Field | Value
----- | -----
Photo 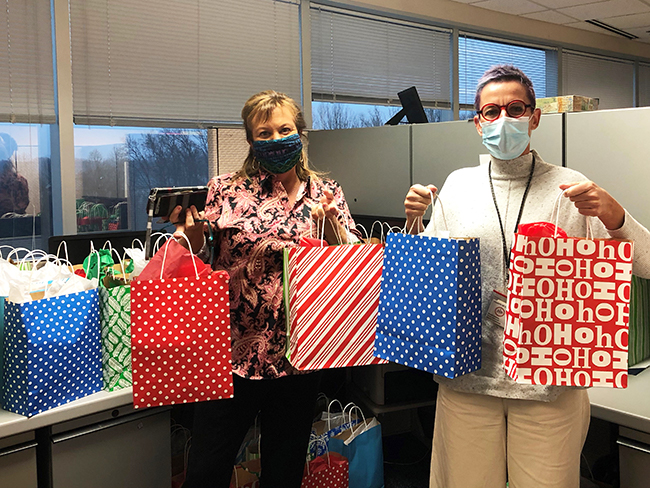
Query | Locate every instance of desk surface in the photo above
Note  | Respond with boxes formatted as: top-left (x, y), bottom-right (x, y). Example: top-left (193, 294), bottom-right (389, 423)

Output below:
top-left (588, 369), bottom-right (650, 434)
top-left (1, 372), bottom-right (650, 439)
top-left (0, 388), bottom-right (133, 439)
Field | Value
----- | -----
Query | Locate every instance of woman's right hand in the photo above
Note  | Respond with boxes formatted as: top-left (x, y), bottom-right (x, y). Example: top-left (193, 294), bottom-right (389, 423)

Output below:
top-left (404, 184), bottom-right (437, 234)
top-left (169, 205), bottom-right (207, 253)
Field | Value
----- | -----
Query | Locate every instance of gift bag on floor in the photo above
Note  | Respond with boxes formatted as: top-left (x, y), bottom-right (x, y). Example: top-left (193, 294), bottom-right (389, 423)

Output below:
top-left (329, 408), bottom-right (382, 488)
top-left (309, 400), bottom-right (361, 458)
top-left (1, 257), bottom-right (101, 416)
top-left (284, 242), bottom-right (386, 370)
top-left (375, 197), bottom-right (482, 377)
top-left (504, 196), bottom-right (633, 388)
top-left (230, 459), bottom-right (260, 488)
top-left (301, 451), bottom-right (349, 488)
top-left (131, 237), bottom-right (233, 408)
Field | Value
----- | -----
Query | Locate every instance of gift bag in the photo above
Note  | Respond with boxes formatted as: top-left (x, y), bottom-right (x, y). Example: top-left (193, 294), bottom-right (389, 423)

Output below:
top-left (284, 242), bottom-right (387, 370)
top-left (131, 237), bottom-right (233, 408)
top-left (309, 400), bottom-right (361, 458)
top-left (375, 219), bottom-right (482, 377)
top-left (99, 283), bottom-right (132, 391)
top-left (329, 408), bottom-right (383, 488)
top-left (629, 275), bottom-right (650, 366)
top-left (302, 451), bottom-right (349, 488)
top-left (1, 288), bottom-right (102, 416)
top-left (230, 459), bottom-right (260, 488)
top-left (503, 210), bottom-right (633, 388)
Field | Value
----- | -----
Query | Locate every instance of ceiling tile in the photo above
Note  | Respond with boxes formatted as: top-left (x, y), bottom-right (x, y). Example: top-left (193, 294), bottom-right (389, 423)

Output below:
top-left (563, 20), bottom-right (621, 35)
top-left (622, 25), bottom-right (650, 37)
top-left (558, 0), bottom-right (650, 21)
top-left (602, 11), bottom-right (650, 28)
top-left (523, 10), bottom-right (579, 23)
top-left (530, 0), bottom-right (607, 7)
top-left (470, 0), bottom-right (546, 15)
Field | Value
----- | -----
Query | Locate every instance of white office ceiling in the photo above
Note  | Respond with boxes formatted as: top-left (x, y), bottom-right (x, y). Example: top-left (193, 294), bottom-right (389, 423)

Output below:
top-left (449, 0), bottom-right (650, 43)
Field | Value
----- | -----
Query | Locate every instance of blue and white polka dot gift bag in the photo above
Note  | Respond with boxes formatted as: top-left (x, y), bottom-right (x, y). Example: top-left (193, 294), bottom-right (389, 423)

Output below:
top-left (0, 289), bottom-right (102, 417)
top-left (375, 233), bottom-right (482, 378)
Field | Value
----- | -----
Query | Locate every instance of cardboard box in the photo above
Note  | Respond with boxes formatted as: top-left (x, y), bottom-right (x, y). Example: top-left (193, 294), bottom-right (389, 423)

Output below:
top-left (536, 95), bottom-right (599, 114)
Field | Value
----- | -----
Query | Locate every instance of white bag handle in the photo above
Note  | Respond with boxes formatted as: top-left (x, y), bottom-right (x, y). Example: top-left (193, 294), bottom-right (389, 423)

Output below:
top-left (160, 232), bottom-right (200, 280)
top-left (551, 189), bottom-right (593, 239)
top-left (417, 188), bottom-right (449, 238)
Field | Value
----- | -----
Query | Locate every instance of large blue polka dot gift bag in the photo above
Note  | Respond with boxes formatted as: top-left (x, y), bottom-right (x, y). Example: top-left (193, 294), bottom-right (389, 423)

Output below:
top-left (375, 199), bottom-right (482, 378)
top-left (1, 287), bottom-right (102, 417)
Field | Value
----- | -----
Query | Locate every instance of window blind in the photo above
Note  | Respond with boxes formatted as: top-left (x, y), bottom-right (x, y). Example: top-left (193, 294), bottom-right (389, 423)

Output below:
top-left (561, 51), bottom-right (634, 110)
top-left (458, 35), bottom-right (553, 107)
top-left (69, 0), bottom-right (302, 127)
top-left (310, 5), bottom-right (451, 107)
top-left (639, 63), bottom-right (650, 107)
top-left (0, 0), bottom-right (55, 124)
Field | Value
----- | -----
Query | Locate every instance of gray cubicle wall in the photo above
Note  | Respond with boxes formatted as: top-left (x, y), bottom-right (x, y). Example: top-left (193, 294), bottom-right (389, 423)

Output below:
top-left (308, 125), bottom-right (410, 219)
top-left (411, 113), bottom-right (563, 191)
top-left (566, 107), bottom-right (650, 228)
top-left (532, 113), bottom-right (564, 165)
top-left (412, 120), bottom-right (486, 188)
top-left (309, 114), bottom-right (564, 219)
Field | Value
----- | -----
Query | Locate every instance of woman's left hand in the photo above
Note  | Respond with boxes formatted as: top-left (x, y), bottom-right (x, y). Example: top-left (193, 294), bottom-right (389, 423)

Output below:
top-left (311, 189), bottom-right (348, 245)
top-left (559, 181), bottom-right (625, 230)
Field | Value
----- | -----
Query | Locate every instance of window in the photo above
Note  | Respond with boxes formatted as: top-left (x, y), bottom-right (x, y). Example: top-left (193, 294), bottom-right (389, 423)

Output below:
top-left (459, 35), bottom-right (556, 110)
top-left (0, 0), bottom-right (54, 248)
top-left (310, 5), bottom-right (451, 129)
top-left (69, 0), bottom-right (302, 126)
top-left (0, 124), bottom-right (51, 248)
top-left (74, 127), bottom-right (208, 233)
top-left (561, 51), bottom-right (634, 110)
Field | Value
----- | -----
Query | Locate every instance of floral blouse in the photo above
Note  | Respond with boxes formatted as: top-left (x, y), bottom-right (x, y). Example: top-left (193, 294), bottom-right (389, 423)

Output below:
top-left (203, 169), bottom-right (358, 379)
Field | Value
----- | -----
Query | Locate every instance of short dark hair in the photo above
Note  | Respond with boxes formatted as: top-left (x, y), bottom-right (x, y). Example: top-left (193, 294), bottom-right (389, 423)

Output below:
top-left (474, 65), bottom-right (536, 111)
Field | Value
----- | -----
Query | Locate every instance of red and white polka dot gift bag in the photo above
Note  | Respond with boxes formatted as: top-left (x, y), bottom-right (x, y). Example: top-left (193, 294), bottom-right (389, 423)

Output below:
top-left (301, 451), bottom-right (349, 488)
top-left (131, 239), bottom-right (233, 409)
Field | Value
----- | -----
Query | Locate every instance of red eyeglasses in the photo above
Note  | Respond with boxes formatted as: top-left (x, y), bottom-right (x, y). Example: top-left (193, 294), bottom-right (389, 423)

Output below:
top-left (477, 100), bottom-right (532, 122)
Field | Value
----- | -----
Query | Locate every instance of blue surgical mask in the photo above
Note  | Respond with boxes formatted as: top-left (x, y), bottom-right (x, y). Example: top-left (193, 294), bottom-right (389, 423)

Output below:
top-left (252, 133), bottom-right (303, 174)
top-left (480, 116), bottom-right (531, 160)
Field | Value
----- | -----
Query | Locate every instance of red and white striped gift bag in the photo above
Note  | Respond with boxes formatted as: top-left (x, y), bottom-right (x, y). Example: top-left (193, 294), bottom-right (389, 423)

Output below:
top-left (284, 243), bottom-right (387, 370)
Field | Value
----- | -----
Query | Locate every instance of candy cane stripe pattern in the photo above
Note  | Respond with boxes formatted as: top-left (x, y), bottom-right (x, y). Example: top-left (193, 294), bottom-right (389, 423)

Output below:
top-left (287, 244), bottom-right (387, 370)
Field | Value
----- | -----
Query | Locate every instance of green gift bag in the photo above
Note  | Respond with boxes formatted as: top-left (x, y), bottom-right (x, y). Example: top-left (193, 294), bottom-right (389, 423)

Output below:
top-left (99, 283), bottom-right (132, 391)
top-left (629, 275), bottom-right (650, 366)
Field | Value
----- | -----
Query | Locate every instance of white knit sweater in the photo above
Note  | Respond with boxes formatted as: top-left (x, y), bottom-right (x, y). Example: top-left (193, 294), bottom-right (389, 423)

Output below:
top-left (432, 149), bottom-right (650, 401)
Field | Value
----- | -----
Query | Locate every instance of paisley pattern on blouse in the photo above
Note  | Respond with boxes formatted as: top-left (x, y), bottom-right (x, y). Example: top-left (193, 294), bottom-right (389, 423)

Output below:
top-left (204, 170), bottom-right (358, 379)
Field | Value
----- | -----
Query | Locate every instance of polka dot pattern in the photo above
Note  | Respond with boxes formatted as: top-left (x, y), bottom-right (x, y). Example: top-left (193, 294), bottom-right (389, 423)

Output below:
top-left (130, 271), bottom-right (233, 409)
top-left (301, 452), bottom-right (349, 488)
top-left (375, 233), bottom-right (482, 378)
top-left (1, 290), bottom-right (102, 417)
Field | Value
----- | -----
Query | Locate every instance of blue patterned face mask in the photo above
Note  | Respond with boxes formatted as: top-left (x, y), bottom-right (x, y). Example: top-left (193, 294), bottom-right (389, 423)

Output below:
top-left (252, 133), bottom-right (303, 174)
top-left (480, 116), bottom-right (531, 160)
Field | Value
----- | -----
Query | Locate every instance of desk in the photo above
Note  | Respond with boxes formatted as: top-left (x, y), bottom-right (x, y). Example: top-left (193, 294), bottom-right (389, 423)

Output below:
top-left (0, 388), bottom-right (171, 488)
top-left (0, 388), bottom-right (133, 439)
top-left (588, 369), bottom-right (650, 434)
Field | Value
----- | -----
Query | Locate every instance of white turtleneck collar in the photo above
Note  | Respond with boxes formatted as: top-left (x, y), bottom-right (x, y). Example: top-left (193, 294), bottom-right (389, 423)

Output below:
top-left (489, 149), bottom-right (539, 180)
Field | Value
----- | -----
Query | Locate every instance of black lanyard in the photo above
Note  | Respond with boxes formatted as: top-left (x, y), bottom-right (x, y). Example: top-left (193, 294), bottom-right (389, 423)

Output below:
top-left (488, 154), bottom-right (536, 285)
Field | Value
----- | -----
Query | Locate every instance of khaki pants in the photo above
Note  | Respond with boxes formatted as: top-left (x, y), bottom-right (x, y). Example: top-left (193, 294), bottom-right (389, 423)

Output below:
top-left (430, 384), bottom-right (590, 488)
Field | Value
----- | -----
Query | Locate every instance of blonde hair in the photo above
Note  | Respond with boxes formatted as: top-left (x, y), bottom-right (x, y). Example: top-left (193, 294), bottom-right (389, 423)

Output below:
top-left (235, 90), bottom-right (322, 181)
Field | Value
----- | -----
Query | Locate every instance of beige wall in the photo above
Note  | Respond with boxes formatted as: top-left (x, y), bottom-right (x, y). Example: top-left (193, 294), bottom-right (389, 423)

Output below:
top-left (325, 0), bottom-right (650, 60)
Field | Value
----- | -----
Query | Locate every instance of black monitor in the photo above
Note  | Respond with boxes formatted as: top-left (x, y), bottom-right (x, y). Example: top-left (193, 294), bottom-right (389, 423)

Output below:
top-left (385, 86), bottom-right (428, 125)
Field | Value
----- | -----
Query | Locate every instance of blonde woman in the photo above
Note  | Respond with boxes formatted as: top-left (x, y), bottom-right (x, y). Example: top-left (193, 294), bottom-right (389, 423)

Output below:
top-left (174, 90), bottom-right (359, 488)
